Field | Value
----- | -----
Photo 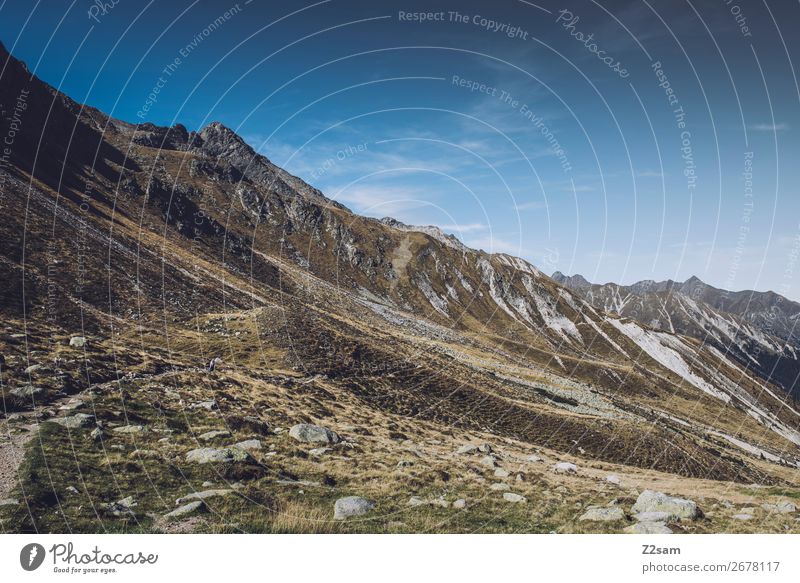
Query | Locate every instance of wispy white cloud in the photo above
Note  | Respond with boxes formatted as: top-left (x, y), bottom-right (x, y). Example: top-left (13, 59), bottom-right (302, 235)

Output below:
top-left (748, 123), bottom-right (789, 132)
top-left (328, 184), bottom-right (433, 218)
top-left (436, 222), bottom-right (487, 233)
top-left (463, 233), bottom-right (522, 255)
top-left (636, 169), bottom-right (665, 178)
top-left (563, 184), bottom-right (594, 193)
top-left (513, 200), bottom-right (547, 211)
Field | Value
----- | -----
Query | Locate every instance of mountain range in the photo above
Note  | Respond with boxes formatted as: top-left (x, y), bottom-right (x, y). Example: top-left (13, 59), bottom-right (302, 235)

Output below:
top-left (551, 272), bottom-right (800, 399)
top-left (1, 40), bottom-right (799, 534)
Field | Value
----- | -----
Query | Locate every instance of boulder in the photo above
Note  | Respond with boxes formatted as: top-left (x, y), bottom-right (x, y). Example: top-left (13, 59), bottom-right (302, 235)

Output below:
top-left (631, 490), bottom-right (699, 520)
top-left (106, 496), bottom-right (137, 516)
top-left (69, 336), bottom-right (87, 348)
top-left (453, 499), bottom-right (467, 509)
top-left (185, 447), bottom-right (252, 464)
top-left (199, 430), bottom-right (231, 441)
top-left (634, 511), bottom-right (677, 523)
top-left (49, 413), bottom-right (95, 429)
top-left (333, 496), bottom-right (375, 520)
top-left (579, 507), bottom-right (626, 522)
top-left (10, 385), bottom-right (42, 398)
top-left (761, 501), bottom-right (796, 514)
top-left (553, 462), bottom-right (577, 474)
top-left (503, 492), bottom-right (526, 503)
top-left (624, 521), bottom-right (672, 534)
top-left (289, 423), bottom-right (340, 444)
top-left (480, 455), bottom-right (497, 468)
top-left (165, 500), bottom-right (206, 519)
top-left (176, 489), bottom-right (233, 505)
top-left (112, 425), bottom-right (145, 434)
top-left (233, 439), bottom-right (262, 451)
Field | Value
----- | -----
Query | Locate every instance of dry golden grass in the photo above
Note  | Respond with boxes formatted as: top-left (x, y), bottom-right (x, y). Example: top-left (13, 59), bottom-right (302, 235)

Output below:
top-left (269, 501), bottom-right (342, 534)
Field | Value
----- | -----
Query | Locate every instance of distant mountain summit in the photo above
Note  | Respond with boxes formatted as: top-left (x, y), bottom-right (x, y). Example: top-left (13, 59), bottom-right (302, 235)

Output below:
top-left (552, 272), bottom-right (800, 397)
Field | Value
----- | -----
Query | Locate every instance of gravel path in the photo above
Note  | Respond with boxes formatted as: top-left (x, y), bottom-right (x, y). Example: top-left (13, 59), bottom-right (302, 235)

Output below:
top-left (0, 418), bottom-right (36, 501)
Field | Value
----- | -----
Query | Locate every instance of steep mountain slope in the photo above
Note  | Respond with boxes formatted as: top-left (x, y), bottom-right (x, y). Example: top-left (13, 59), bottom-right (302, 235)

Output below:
top-left (1, 41), bottom-right (799, 533)
top-left (552, 272), bottom-right (800, 398)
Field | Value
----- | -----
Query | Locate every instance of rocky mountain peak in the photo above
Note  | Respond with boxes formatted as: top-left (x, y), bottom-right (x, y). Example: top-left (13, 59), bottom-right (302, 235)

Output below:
top-left (196, 121), bottom-right (250, 156)
top-left (551, 271), bottom-right (591, 289)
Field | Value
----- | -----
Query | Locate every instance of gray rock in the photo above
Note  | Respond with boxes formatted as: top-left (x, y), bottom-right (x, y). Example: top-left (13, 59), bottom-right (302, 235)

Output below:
top-left (116, 496), bottom-right (137, 509)
top-left (455, 444), bottom-right (479, 455)
top-left (761, 501), bottom-right (797, 514)
top-left (624, 521), bottom-right (672, 534)
top-left (308, 447), bottom-right (332, 457)
top-left (489, 482), bottom-right (510, 491)
top-left (233, 439), bottom-right (262, 451)
top-left (453, 499), bottom-right (466, 509)
top-left (579, 507), bottom-right (626, 522)
top-left (407, 496), bottom-right (425, 507)
top-left (176, 489), bottom-right (233, 505)
top-left (69, 336), bottom-right (87, 348)
top-left (24, 364), bottom-right (45, 374)
top-left (0, 498), bottom-right (19, 507)
top-left (49, 413), bottom-right (95, 429)
top-left (112, 424), bottom-right (145, 434)
top-left (634, 511), bottom-right (677, 522)
top-left (185, 447), bottom-right (252, 464)
top-left (526, 454), bottom-right (543, 463)
top-left (632, 490), bottom-right (699, 520)
top-left (494, 468), bottom-right (510, 478)
top-left (733, 513), bottom-right (753, 521)
top-left (59, 400), bottom-right (84, 411)
top-left (480, 455), bottom-right (497, 468)
top-left (553, 462), bottom-right (577, 474)
top-left (503, 492), bottom-right (527, 503)
top-left (333, 496), bottom-right (375, 520)
top-left (106, 496), bottom-right (137, 516)
top-left (10, 385), bottom-right (42, 398)
top-left (606, 475), bottom-right (621, 485)
top-left (90, 427), bottom-right (104, 441)
top-left (199, 430), bottom-right (231, 441)
top-left (289, 423), bottom-right (341, 444)
top-left (165, 500), bottom-right (206, 519)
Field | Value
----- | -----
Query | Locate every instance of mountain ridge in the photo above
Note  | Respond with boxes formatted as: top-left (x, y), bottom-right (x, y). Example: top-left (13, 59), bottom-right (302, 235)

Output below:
top-left (552, 271), bottom-right (800, 397)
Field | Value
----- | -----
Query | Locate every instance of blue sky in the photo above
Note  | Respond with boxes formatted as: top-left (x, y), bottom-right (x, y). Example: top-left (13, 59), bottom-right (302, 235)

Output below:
top-left (2, 0), bottom-right (800, 299)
